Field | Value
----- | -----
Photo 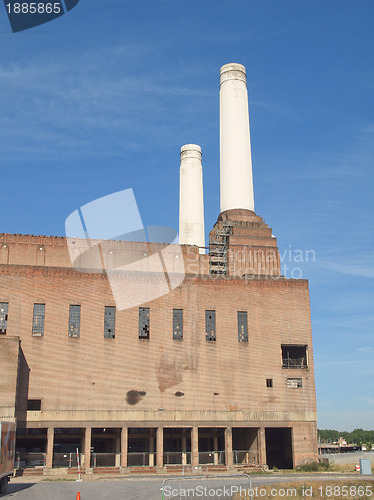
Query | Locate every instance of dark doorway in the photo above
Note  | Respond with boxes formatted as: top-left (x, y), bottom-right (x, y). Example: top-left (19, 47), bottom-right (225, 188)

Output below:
top-left (127, 428), bottom-right (156, 467)
top-left (198, 428), bottom-right (225, 465)
top-left (265, 428), bottom-right (293, 469)
top-left (52, 428), bottom-right (82, 468)
top-left (164, 428), bottom-right (191, 465)
top-left (232, 428), bottom-right (258, 465)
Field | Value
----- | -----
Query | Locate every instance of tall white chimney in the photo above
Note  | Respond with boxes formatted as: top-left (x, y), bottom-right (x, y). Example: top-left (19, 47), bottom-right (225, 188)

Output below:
top-left (179, 144), bottom-right (205, 252)
top-left (220, 63), bottom-right (255, 213)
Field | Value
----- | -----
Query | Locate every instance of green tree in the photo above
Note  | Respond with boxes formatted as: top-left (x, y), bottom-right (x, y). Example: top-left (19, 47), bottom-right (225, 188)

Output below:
top-left (318, 428), bottom-right (374, 445)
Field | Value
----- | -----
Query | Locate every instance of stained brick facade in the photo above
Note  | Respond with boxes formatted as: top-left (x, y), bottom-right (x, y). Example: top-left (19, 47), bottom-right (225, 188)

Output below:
top-left (0, 209), bottom-right (318, 472)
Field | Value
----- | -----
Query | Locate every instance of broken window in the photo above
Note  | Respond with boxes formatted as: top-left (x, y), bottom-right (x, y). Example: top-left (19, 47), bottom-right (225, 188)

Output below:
top-left (32, 303), bottom-right (45, 337)
top-left (0, 302), bottom-right (8, 334)
top-left (282, 345), bottom-right (308, 369)
top-left (173, 309), bottom-right (183, 340)
top-left (27, 399), bottom-right (42, 411)
top-left (237, 311), bottom-right (248, 342)
top-left (104, 306), bottom-right (116, 339)
top-left (68, 305), bottom-right (81, 338)
top-left (287, 378), bottom-right (303, 388)
top-left (139, 307), bottom-right (150, 340)
top-left (205, 310), bottom-right (216, 341)
top-left (266, 379), bottom-right (273, 388)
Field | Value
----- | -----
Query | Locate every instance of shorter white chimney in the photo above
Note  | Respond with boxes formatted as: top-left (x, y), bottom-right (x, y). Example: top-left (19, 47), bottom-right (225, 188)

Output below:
top-left (179, 144), bottom-right (205, 252)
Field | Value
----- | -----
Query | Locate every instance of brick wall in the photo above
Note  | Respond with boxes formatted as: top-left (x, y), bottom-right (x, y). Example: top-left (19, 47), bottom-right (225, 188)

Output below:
top-left (0, 336), bottom-right (20, 420)
top-left (0, 233), bottom-right (209, 275)
top-left (0, 230), bottom-right (318, 465)
top-left (0, 266), bottom-right (316, 418)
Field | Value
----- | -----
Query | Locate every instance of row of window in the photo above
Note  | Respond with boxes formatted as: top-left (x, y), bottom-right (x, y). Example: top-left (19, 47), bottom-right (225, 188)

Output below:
top-left (0, 301), bottom-right (309, 368)
top-left (141, 308), bottom-right (251, 343)
top-left (0, 302), bottom-right (248, 343)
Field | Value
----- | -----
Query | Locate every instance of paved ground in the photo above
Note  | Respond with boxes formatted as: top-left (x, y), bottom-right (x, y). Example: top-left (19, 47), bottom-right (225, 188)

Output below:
top-left (3, 473), bottom-right (373, 499)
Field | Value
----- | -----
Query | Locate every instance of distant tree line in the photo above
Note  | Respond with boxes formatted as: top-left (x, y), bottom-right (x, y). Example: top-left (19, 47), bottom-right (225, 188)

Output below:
top-left (318, 428), bottom-right (374, 446)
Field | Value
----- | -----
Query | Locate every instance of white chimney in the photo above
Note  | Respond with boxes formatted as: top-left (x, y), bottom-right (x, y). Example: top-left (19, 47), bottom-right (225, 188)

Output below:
top-left (220, 63), bottom-right (255, 213)
top-left (179, 144), bottom-right (205, 252)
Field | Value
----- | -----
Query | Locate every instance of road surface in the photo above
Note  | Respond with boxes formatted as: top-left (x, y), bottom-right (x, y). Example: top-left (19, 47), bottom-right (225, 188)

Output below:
top-left (3, 473), bottom-right (373, 499)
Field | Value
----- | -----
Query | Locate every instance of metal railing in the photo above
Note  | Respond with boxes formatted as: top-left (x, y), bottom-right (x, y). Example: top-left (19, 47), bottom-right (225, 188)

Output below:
top-left (282, 357), bottom-right (308, 369)
top-left (233, 450), bottom-right (258, 465)
top-left (15, 452), bottom-right (46, 469)
top-left (127, 452), bottom-right (155, 467)
top-left (52, 452), bottom-right (82, 468)
top-left (90, 453), bottom-right (117, 468)
top-left (198, 450), bottom-right (225, 465)
top-left (164, 451), bottom-right (191, 465)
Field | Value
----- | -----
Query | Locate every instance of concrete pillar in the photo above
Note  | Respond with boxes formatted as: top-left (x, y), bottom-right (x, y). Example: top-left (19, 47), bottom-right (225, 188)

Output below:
top-left (81, 429), bottom-right (86, 466)
top-left (191, 426), bottom-right (199, 467)
top-left (258, 427), bottom-right (267, 465)
top-left (149, 430), bottom-right (155, 467)
top-left (120, 427), bottom-right (128, 468)
top-left (179, 144), bottom-right (205, 252)
top-left (225, 426), bottom-right (233, 467)
top-left (213, 431), bottom-right (219, 465)
top-left (182, 428), bottom-right (187, 465)
top-left (46, 427), bottom-right (54, 468)
top-left (84, 427), bottom-right (91, 470)
top-left (115, 431), bottom-right (121, 467)
top-left (156, 427), bottom-right (163, 468)
top-left (220, 63), bottom-right (254, 213)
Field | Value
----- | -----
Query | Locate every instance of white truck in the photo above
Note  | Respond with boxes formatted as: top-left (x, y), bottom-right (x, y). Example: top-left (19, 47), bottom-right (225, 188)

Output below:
top-left (0, 422), bottom-right (16, 494)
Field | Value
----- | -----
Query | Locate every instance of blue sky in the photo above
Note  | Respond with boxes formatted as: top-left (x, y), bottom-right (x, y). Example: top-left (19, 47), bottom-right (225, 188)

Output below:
top-left (1, 0), bottom-right (373, 431)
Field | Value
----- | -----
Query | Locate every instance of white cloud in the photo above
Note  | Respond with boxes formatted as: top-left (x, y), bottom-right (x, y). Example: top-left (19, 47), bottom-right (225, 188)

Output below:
top-left (0, 47), bottom-right (215, 161)
top-left (361, 397), bottom-right (374, 406)
top-left (318, 259), bottom-right (374, 279)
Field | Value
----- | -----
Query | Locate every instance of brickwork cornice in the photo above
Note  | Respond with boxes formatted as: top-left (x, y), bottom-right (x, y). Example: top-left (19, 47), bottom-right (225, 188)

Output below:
top-left (188, 274), bottom-right (309, 288)
top-left (0, 264), bottom-right (308, 288)
top-left (0, 264), bottom-right (107, 279)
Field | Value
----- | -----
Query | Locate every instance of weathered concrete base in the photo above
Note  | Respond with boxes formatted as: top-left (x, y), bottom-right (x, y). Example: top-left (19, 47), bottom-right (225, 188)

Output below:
top-left (43, 467), bottom-right (68, 476)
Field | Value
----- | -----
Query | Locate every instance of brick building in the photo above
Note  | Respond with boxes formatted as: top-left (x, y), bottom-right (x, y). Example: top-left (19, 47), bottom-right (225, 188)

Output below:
top-left (0, 63), bottom-right (318, 473)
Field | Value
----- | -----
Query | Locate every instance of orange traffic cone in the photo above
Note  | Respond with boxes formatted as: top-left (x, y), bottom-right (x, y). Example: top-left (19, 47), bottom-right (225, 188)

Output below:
top-left (76, 493), bottom-right (81, 500)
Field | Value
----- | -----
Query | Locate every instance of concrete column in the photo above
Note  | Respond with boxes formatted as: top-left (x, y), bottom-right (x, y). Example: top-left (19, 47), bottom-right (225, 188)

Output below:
top-left (149, 431), bottom-right (155, 467)
top-left (84, 427), bottom-right (92, 470)
top-left (213, 431), bottom-right (219, 465)
top-left (115, 431), bottom-right (121, 467)
top-left (179, 144), bottom-right (205, 252)
top-left (258, 427), bottom-right (267, 465)
top-left (81, 429), bottom-right (86, 466)
top-left (156, 427), bottom-right (163, 468)
top-left (46, 427), bottom-right (54, 468)
top-left (191, 426), bottom-right (199, 467)
top-left (182, 428), bottom-right (187, 465)
top-left (225, 426), bottom-right (233, 467)
top-left (220, 63), bottom-right (254, 213)
top-left (120, 427), bottom-right (128, 468)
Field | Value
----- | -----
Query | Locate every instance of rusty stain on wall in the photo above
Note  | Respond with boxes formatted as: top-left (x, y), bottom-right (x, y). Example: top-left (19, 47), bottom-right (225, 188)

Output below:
top-left (157, 354), bottom-right (183, 392)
